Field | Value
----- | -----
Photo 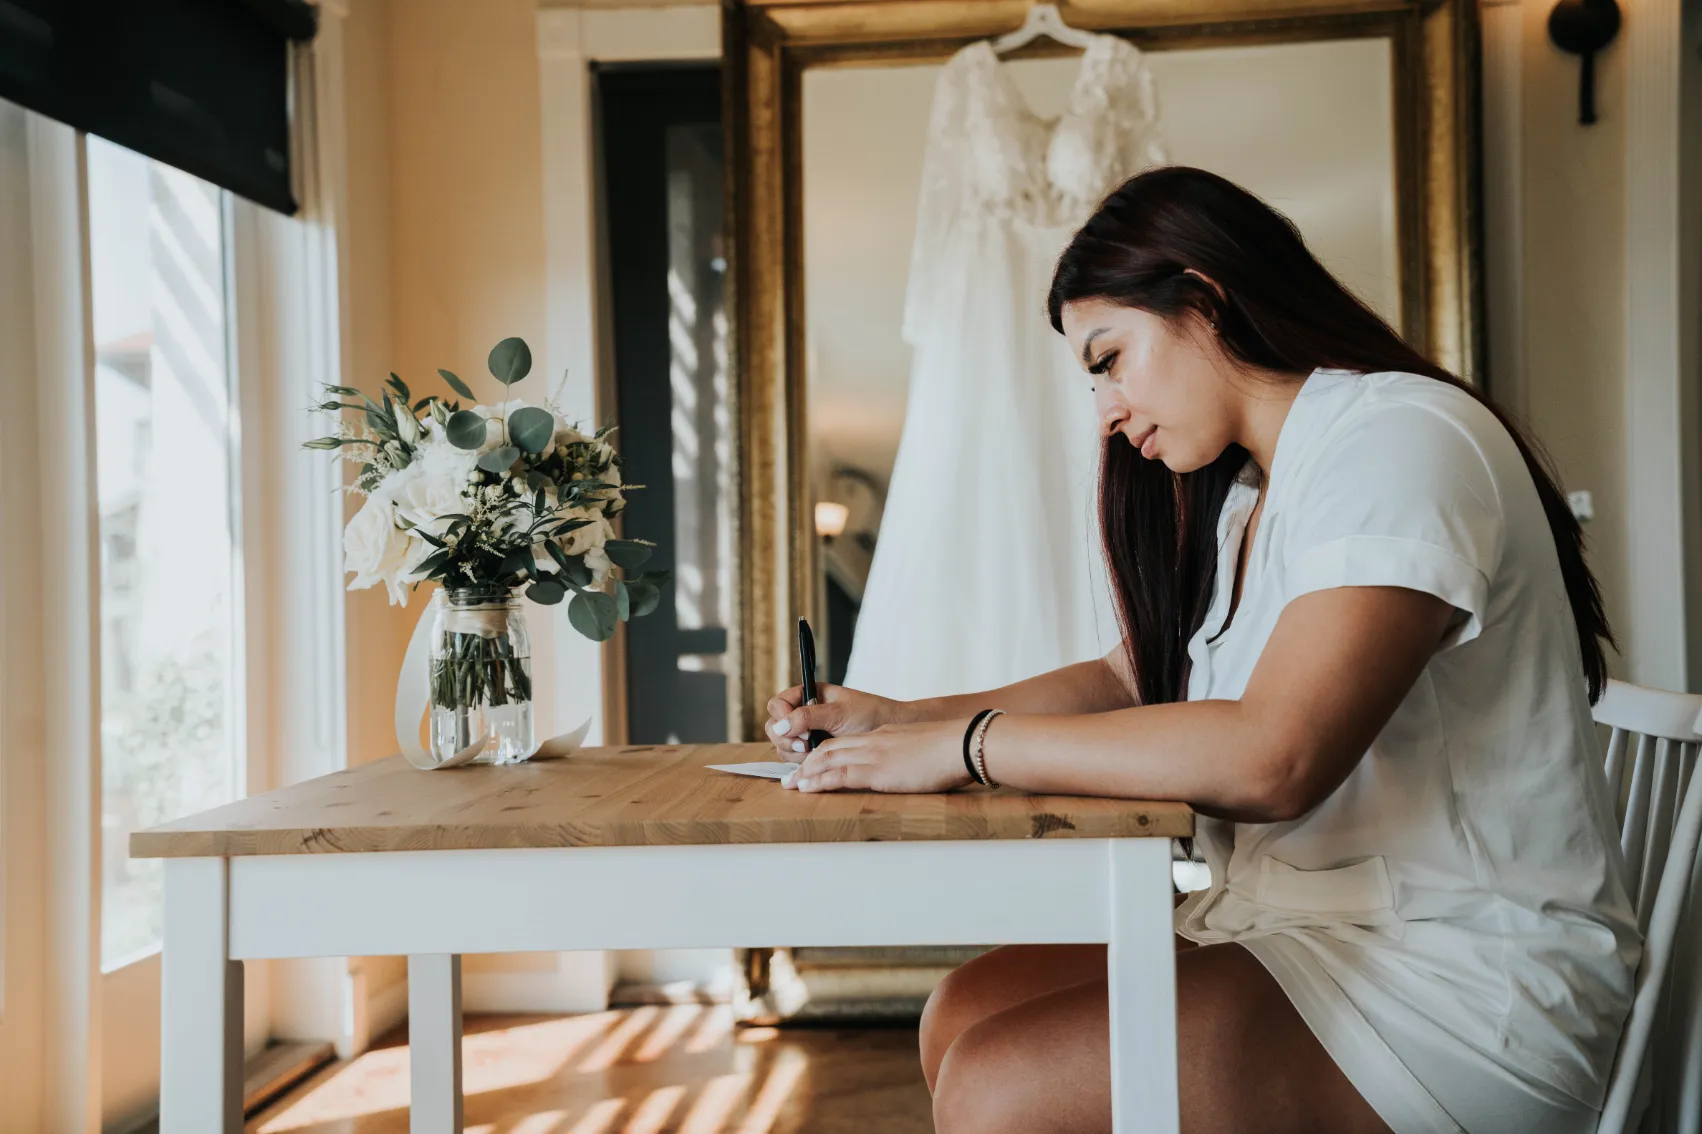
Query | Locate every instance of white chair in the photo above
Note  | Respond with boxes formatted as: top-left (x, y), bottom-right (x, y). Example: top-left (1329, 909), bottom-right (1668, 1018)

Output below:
top-left (1594, 680), bottom-right (1702, 1134)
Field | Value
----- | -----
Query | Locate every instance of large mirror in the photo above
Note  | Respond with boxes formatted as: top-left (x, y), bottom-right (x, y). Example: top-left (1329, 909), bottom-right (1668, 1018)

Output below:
top-left (729, 0), bottom-right (1481, 735)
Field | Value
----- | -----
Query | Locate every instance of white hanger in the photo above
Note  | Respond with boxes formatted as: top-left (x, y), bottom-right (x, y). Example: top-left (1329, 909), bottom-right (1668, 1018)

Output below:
top-left (991, 3), bottom-right (1098, 54)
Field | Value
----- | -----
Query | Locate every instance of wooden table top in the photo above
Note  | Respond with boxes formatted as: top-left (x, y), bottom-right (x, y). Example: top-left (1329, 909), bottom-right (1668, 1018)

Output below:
top-left (129, 743), bottom-right (1193, 858)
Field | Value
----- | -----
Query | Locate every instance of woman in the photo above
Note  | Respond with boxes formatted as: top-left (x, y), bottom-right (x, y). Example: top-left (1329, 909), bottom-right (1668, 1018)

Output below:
top-left (764, 167), bottom-right (1640, 1134)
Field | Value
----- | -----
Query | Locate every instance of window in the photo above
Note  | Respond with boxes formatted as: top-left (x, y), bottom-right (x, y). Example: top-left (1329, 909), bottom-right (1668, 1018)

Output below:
top-left (88, 136), bottom-right (243, 968)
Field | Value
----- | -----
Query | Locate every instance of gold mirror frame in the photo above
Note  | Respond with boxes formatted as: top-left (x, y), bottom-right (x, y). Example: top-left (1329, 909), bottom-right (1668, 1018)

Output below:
top-left (723, 0), bottom-right (1482, 738)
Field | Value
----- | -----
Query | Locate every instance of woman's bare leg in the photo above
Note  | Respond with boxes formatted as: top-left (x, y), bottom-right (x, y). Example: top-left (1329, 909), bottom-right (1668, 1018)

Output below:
top-left (919, 944), bottom-right (1108, 1091)
top-left (930, 942), bottom-right (1394, 1134)
top-left (920, 928), bottom-right (1201, 1091)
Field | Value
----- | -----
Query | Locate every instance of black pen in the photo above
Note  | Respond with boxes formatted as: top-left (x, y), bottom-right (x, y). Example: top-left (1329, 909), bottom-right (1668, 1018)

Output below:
top-left (797, 617), bottom-right (831, 751)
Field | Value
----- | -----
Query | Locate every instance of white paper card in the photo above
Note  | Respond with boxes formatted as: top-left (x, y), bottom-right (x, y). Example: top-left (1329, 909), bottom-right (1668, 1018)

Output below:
top-left (707, 761), bottom-right (800, 781)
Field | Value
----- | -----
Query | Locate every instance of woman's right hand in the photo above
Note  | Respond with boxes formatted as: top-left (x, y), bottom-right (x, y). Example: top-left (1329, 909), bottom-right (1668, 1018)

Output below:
top-left (765, 683), bottom-right (913, 757)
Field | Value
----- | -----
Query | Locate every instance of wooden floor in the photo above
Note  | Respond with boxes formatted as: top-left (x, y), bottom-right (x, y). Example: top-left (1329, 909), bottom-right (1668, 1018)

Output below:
top-left (248, 1008), bottom-right (935, 1134)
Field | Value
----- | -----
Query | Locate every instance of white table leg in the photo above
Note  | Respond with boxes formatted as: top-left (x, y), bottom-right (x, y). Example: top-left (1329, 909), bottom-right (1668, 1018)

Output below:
top-left (162, 857), bottom-right (244, 1133)
top-left (1108, 839), bottom-right (1180, 1134)
top-left (409, 953), bottom-right (464, 1134)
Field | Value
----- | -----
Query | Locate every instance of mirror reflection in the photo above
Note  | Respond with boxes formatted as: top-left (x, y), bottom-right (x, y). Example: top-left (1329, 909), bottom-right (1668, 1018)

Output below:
top-left (804, 37), bottom-right (1401, 699)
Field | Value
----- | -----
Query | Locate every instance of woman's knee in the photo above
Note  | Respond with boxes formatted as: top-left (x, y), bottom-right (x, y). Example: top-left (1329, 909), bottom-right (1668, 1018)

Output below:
top-left (920, 945), bottom-right (1108, 1094)
top-left (932, 1017), bottom-right (1030, 1134)
top-left (919, 963), bottom-right (976, 1091)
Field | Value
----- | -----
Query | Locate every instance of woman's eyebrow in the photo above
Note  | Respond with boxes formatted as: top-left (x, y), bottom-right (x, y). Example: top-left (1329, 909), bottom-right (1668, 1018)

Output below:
top-left (1080, 327), bottom-right (1110, 365)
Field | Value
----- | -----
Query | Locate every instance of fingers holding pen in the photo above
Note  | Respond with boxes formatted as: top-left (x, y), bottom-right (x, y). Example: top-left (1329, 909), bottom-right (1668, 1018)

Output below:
top-left (782, 735), bottom-right (865, 791)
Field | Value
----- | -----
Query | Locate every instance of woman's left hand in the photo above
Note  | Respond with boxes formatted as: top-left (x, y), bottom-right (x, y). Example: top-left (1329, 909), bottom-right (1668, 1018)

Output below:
top-left (783, 717), bottom-right (978, 794)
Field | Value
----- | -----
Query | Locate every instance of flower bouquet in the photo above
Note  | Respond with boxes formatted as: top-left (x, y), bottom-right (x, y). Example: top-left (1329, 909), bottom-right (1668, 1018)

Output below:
top-left (306, 336), bottom-right (668, 766)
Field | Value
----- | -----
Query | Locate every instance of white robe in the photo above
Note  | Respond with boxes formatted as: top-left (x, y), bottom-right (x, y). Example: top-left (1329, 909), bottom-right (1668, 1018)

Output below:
top-left (1176, 369), bottom-right (1640, 1133)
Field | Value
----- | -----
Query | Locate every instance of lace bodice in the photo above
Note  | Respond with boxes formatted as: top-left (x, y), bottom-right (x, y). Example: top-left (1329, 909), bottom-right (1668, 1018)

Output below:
top-left (903, 35), bottom-right (1166, 341)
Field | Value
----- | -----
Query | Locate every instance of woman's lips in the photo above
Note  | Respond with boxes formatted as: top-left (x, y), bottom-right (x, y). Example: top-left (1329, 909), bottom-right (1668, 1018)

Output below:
top-left (1132, 426), bottom-right (1158, 459)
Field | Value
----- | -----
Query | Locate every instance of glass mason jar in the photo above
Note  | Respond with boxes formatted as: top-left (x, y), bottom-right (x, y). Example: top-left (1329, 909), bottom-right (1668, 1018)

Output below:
top-left (428, 585), bottom-right (536, 765)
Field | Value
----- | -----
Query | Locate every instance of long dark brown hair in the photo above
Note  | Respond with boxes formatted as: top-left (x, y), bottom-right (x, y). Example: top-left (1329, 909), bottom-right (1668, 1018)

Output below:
top-left (1046, 166), bottom-right (1613, 705)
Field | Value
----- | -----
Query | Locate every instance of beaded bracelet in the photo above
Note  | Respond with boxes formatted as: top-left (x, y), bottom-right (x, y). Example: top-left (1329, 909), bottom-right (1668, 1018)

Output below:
top-left (962, 709), bottom-right (997, 785)
top-left (970, 709), bottom-right (1005, 789)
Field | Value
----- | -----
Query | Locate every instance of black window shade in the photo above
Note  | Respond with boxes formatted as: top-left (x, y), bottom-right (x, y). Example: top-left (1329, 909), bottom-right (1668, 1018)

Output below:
top-left (0, 0), bottom-right (317, 214)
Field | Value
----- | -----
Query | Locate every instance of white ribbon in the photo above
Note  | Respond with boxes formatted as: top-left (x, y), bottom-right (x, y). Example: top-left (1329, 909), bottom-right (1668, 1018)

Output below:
top-left (396, 599), bottom-right (591, 770)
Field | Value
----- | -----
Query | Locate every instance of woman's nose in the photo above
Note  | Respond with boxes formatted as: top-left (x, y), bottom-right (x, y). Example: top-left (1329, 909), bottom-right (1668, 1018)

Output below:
top-left (1098, 397), bottom-right (1129, 439)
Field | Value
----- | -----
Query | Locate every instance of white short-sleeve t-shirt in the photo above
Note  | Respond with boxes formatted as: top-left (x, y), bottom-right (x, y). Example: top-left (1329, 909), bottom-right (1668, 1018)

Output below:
top-left (1173, 370), bottom-right (1640, 1128)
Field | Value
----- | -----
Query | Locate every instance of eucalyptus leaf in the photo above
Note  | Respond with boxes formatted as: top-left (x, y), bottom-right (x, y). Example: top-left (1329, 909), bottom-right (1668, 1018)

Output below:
top-left (568, 589), bottom-right (618, 641)
top-left (510, 406), bottom-right (555, 453)
top-left (626, 578), bottom-right (660, 618)
top-left (604, 539), bottom-right (652, 570)
top-left (499, 548), bottom-right (534, 579)
top-left (560, 554), bottom-right (593, 588)
top-left (478, 446), bottom-right (520, 473)
top-left (545, 541), bottom-right (571, 573)
top-left (613, 578), bottom-right (631, 621)
top-left (415, 547), bottom-right (453, 577)
top-left (487, 337), bottom-right (533, 386)
top-left (437, 368), bottom-right (476, 401)
top-left (527, 578), bottom-right (567, 605)
top-left (446, 410), bottom-right (488, 450)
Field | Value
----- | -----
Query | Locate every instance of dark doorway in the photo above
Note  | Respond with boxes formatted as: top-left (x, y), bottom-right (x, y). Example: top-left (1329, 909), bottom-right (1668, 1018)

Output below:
top-left (599, 65), bottom-right (730, 744)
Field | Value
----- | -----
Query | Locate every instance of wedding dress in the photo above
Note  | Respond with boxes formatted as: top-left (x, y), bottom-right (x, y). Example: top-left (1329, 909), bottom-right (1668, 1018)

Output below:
top-left (843, 35), bottom-right (1166, 701)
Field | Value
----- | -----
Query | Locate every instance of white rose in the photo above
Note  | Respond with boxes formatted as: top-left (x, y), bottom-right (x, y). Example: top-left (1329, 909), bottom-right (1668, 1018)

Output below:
top-left (584, 545), bottom-right (612, 583)
top-left (563, 515), bottom-right (615, 558)
top-left (345, 493), bottom-right (414, 605)
top-left (388, 440), bottom-right (477, 536)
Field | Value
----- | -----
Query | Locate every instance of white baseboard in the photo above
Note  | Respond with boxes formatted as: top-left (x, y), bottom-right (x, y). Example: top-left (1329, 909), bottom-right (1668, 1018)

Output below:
top-left (462, 952), bottom-right (612, 1015)
top-left (366, 976), bottom-right (409, 1042)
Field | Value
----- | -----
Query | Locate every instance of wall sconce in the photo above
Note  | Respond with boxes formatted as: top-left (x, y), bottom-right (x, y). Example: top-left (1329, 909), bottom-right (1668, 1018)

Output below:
top-left (1549, 0), bottom-right (1621, 125)
top-left (815, 500), bottom-right (850, 540)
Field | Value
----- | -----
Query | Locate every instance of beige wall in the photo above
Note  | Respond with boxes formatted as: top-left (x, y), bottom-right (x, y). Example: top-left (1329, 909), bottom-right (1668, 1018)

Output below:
top-left (388, 0), bottom-right (548, 400)
top-left (344, 0), bottom-right (404, 774)
top-left (1513, 6), bottom-right (1631, 676)
top-left (351, 0), bottom-right (586, 995)
top-left (340, 0), bottom-right (411, 1010)
top-left (341, 0), bottom-right (553, 786)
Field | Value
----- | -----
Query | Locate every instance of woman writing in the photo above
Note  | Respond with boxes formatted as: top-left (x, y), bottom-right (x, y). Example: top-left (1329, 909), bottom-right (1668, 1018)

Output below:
top-left (765, 167), bottom-right (1639, 1134)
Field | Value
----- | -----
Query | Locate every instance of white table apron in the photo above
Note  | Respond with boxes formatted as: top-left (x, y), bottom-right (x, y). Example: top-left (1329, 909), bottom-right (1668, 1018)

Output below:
top-left (160, 837), bottom-right (1180, 1133)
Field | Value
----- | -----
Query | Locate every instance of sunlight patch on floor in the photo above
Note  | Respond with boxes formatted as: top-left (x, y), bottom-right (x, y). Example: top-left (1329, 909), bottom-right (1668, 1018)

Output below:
top-left (259, 1012), bottom-right (626, 1130)
top-left (249, 1006), bottom-right (929, 1134)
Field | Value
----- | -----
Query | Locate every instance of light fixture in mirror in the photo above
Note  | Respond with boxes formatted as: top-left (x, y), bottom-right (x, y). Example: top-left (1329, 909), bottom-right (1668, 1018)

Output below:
top-left (815, 501), bottom-right (850, 540)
